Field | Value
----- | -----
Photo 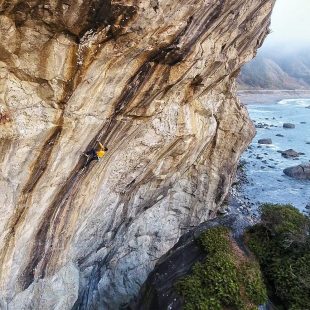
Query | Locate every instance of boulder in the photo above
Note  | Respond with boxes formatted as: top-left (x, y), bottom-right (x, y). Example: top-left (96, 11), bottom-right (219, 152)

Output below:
top-left (283, 123), bottom-right (295, 129)
top-left (258, 138), bottom-right (272, 145)
top-left (280, 149), bottom-right (300, 159)
top-left (283, 164), bottom-right (310, 180)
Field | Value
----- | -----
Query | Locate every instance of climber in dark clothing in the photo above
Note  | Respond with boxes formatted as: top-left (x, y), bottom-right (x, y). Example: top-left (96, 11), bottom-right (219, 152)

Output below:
top-left (83, 141), bottom-right (108, 165)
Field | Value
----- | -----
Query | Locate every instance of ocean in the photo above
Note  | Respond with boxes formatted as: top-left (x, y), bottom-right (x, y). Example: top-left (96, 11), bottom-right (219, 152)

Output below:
top-left (239, 98), bottom-right (310, 213)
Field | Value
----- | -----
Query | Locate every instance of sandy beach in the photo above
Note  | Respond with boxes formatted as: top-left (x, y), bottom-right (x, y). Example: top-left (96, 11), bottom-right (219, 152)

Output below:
top-left (238, 90), bottom-right (310, 105)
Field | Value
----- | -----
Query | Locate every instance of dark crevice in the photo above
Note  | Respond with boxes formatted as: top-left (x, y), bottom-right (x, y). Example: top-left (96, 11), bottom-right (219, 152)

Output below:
top-left (145, 1), bottom-right (225, 67)
top-left (113, 62), bottom-right (158, 115)
top-left (215, 174), bottom-right (226, 204)
top-left (72, 263), bottom-right (102, 310)
top-left (6, 1), bottom-right (137, 40)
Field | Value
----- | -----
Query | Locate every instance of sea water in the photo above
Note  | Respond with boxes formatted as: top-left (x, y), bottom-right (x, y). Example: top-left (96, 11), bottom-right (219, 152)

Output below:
top-left (241, 99), bottom-right (310, 212)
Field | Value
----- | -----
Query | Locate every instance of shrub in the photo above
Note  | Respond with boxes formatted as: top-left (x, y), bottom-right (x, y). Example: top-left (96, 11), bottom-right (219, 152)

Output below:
top-left (176, 227), bottom-right (267, 310)
top-left (246, 203), bottom-right (310, 310)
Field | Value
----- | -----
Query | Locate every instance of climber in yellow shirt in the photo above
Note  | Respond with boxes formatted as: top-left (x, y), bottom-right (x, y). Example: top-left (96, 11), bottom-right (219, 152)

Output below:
top-left (83, 141), bottom-right (108, 164)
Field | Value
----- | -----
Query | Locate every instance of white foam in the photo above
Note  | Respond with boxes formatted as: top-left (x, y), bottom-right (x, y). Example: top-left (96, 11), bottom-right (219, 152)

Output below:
top-left (278, 98), bottom-right (310, 107)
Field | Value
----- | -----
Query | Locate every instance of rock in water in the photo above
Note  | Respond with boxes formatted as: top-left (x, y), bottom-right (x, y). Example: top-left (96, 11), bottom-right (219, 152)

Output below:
top-left (258, 138), bottom-right (272, 145)
top-left (283, 123), bottom-right (295, 129)
top-left (280, 149), bottom-right (300, 159)
top-left (283, 164), bottom-right (310, 180)
top-left (0, 0), bottom-right (275, 308)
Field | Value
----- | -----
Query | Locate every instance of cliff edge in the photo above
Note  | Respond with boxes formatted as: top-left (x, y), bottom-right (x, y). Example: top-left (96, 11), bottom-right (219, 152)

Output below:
top-left (0, 0), bottom-right (274, 308)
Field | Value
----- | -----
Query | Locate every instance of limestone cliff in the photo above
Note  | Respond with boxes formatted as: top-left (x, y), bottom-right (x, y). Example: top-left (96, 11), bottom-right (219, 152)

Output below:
top-left (0, 0), bottom-right (274, 308)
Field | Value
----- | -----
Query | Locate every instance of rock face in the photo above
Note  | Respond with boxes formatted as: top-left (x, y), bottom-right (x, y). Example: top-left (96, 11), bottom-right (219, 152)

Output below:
top-left (0, 1), bottom-right (274, 308)
top-left (129, 214), bottom-right (251, 310)
top-left (283, 164), bottom-right (310, 180)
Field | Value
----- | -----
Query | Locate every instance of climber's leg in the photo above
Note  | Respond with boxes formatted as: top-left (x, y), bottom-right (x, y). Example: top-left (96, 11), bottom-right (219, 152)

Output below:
top-left (83, 149), bottom-right (98, 164)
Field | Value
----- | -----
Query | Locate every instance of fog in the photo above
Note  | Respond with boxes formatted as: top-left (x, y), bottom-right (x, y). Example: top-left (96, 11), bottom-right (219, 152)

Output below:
top-left (264, 0), bottom-right (310, 49)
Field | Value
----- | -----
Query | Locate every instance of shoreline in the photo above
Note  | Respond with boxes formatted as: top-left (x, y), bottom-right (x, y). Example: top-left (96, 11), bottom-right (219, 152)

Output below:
top-left (229, 95), bottom-right (310, 219)
top-left (237, 90), bottom-right (310, 105)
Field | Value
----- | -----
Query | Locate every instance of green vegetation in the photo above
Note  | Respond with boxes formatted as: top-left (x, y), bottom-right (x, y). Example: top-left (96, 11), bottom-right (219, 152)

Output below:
top-left (176, 227), bottom-right (267, 310)
top-left (175, 204), bottom-right (310, 310)
top-left (246, 204), bottom-right (310, 310)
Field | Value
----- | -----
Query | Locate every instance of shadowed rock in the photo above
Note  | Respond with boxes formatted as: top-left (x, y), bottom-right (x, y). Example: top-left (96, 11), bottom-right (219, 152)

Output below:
top-left (280, 149), bottom-right (300, 159)
top-left (258, 138), bottom-right (272, 145)
top-left (283, 164), bottom-right (310, 180)
top-left (283, 123), bottom-right (295, 129)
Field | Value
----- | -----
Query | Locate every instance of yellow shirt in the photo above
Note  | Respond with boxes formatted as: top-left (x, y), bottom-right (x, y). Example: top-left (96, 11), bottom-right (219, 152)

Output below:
top-left (96, 150), bottom-right (105, 158)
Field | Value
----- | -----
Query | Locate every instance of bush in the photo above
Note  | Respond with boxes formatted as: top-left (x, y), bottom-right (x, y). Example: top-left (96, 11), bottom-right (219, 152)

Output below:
top-left (246, 203), bottom-right (310, 309)
top-left (176, 227), bottom-right (267, 310)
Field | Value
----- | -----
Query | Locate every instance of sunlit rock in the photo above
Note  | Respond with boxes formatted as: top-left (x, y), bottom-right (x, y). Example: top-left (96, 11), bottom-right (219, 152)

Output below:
top-left (0, 0), bottom-right (275, 308)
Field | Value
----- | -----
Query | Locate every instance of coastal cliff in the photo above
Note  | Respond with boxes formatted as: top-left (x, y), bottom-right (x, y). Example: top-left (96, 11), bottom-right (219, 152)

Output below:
top-left (0, 0), bottom-right (274, 308)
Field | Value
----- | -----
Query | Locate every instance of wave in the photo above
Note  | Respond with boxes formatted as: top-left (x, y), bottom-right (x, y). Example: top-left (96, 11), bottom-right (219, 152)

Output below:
top-left (278, 98), bottom-right (310, 107)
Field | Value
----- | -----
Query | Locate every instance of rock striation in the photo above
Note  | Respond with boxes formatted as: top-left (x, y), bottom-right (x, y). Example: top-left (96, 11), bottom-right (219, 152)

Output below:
top-left (0, 0), bottom-right (274, 308)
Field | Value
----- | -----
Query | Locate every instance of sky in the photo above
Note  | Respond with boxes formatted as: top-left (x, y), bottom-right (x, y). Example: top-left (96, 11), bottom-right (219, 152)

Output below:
top-left (264, 0), bottom-right (310, 47)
